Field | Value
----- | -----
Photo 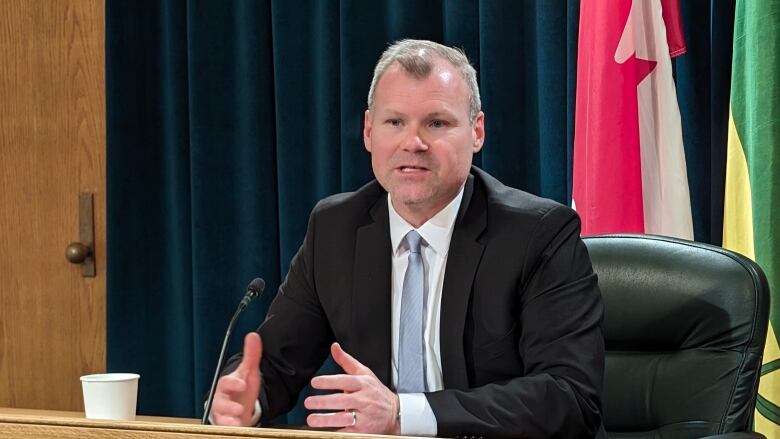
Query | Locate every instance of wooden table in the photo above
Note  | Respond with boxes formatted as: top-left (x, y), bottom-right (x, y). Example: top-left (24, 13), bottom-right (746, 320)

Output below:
top-left (0, 408), bottom-right (405, 439)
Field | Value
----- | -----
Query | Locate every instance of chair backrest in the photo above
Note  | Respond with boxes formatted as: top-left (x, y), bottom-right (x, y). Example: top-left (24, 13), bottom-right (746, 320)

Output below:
top-left (583, 234), bottom-right (769, 438)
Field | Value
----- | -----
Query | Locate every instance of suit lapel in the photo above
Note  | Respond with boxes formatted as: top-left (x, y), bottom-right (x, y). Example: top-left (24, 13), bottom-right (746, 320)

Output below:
top-left (351, 195), bottom-right (393, 387)
top-left (440, 175), bottom-right (486, 389)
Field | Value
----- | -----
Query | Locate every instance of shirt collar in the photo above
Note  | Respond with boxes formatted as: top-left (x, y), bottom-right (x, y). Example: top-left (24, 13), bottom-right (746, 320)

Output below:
top-left (388, 187), bottom-right (465, 257)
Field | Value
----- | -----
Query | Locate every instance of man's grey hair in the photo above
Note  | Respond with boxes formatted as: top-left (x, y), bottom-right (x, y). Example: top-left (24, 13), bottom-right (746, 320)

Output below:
top-left (367, 39), bottom-right (482, 122)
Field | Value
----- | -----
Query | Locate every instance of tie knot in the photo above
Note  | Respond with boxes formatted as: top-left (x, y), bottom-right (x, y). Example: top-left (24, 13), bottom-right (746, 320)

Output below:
top-left (405, 230), bottom-right (423, 254)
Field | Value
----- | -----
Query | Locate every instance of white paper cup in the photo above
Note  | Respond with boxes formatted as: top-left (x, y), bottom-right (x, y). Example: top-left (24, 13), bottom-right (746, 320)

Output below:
top-left (80, 373), bottom-right (140, 421)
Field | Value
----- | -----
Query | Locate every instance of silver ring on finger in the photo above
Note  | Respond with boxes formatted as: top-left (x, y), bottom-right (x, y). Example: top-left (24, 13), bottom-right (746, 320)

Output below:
top-left (350, 410), bottom-right (357, 427)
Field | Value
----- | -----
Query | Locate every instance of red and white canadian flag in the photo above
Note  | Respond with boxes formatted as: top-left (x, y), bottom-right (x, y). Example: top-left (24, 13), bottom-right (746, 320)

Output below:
top-left (572, 0), bottom-right (693, 239)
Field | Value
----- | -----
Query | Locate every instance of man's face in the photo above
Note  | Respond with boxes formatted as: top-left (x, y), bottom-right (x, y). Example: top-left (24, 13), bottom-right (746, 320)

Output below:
top-left (364, 60), bottom-right (485, 223)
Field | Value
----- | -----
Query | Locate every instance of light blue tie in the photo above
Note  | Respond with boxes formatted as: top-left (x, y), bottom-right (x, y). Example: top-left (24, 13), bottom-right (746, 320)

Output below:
top-left (398, 230), bottom-right (426, 393)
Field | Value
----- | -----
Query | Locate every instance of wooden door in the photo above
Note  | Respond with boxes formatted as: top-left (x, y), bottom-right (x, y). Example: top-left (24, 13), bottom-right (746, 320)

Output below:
top-left (0, 0), bottom-right (105, 410)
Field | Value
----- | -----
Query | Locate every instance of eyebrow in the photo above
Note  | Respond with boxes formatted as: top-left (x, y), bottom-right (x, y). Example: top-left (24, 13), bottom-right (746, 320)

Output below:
top-left (425, 111), bottom-right (455, 119)
top-left (380, 109), bottom-right (456, 119)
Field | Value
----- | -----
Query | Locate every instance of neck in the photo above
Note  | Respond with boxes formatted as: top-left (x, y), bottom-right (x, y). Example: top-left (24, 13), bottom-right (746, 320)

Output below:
top-left (392, 205), bottom-right (437, 229)
top-left (390, 188), bottom-right (463, 229)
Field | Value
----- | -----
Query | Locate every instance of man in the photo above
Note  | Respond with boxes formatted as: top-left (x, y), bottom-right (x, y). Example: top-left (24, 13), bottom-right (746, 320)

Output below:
top-left (210, 39), bottom-right (605, 438)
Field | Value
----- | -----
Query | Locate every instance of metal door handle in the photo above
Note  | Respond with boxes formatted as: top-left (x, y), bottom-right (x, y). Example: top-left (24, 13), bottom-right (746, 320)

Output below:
top-left (65, 193), bottom-right (96, 277)
top-left (65, 242), bottom-right (91, 264)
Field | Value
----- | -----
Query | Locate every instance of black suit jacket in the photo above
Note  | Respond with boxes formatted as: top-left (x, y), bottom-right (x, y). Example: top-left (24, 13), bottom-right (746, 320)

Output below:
top-left (227, 167), bottom-right (605, 438)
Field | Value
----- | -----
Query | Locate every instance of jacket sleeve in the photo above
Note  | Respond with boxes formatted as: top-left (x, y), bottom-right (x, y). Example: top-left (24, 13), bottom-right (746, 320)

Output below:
top-left (426, 205), bottom-right (605, 439)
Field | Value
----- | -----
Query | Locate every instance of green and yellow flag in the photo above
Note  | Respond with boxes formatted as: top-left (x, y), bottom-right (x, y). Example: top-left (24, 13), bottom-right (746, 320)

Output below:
top-left (722, 0), bottom-right (780, 434)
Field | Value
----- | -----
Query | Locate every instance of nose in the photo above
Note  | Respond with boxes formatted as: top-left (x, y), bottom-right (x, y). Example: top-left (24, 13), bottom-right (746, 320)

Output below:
top-left (401, 128), bottom-right (428, 152)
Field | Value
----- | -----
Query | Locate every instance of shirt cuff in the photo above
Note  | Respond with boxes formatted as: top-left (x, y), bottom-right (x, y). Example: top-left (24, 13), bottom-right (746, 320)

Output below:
top-left (398, 393), bottom-right (437, 436)
top-left (206, 399), bottom-right (262, 426)
top-left (250, 399), bottom-right (262, 425)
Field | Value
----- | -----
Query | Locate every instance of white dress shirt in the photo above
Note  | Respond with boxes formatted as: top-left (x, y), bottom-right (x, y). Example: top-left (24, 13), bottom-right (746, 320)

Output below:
top-left (388, 187), bottom-right (464, 436)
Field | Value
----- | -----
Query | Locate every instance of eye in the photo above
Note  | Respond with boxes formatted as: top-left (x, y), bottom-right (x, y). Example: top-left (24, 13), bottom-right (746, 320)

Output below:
top-left (386, 119), bottom-right (402, 127)
top-left (429, 119), bottom-right (449, 128)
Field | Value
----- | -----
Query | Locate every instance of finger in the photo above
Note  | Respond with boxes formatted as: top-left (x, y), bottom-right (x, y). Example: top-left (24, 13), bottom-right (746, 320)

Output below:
top-left (304, 393), bottom-right (355, 411)
top-left (213, 413), bottom-right (243, 427)
top-left (237, 332), bottom-right (262, 377)
top-left (307, 411), bottom-right (356, 429)
top-left (310, 374), bottom-right (363, 392)
top-left (211, 397), bottom-right (246, 417)
top-left (215, 375), bottom-right (247, 395)
top-left (331, 342), bottom-right (373, 376)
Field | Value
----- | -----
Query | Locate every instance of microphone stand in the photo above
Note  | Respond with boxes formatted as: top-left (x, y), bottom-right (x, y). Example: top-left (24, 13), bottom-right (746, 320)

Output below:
top-left (202, 278), bottom-right (265, 424)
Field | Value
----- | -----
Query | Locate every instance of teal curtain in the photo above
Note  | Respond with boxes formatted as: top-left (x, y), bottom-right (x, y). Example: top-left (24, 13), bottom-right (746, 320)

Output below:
top-left (106, 0), bottom-right (734, 421)
top-left (673, 0), bottom-right (735, 245)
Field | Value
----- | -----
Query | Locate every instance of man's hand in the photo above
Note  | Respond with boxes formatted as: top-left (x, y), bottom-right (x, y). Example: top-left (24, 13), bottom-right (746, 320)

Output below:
top-left (304, 343), bottom-right (401, 435)
top-left (210, 332), bottom-right (262, 426)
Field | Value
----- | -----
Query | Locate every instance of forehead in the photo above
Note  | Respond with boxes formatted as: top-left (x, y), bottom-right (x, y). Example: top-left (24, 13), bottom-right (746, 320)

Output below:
top-left (372, 60), bottom-right (470, 113)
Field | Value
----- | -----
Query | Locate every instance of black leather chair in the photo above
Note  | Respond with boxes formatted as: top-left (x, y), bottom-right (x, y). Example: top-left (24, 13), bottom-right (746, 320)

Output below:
top-left (583, 234), bottom-right (770, 438)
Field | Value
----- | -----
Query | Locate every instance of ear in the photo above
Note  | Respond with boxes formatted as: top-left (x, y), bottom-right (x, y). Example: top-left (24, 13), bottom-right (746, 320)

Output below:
top-left (363, 110), bottom-right (373, 152)
top-left (472, 111), bottom-right (485, 153)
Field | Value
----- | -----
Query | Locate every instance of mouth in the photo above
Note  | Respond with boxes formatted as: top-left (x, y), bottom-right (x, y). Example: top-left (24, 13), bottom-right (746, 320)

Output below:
top-left (397, 165), bottom-right (429, 173)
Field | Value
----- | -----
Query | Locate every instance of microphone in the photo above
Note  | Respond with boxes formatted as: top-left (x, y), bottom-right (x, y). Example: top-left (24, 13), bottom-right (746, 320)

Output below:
top-left (240, 277), bottom-right (265, 310)
top-left (202, 277), bottom-right (266, 424)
